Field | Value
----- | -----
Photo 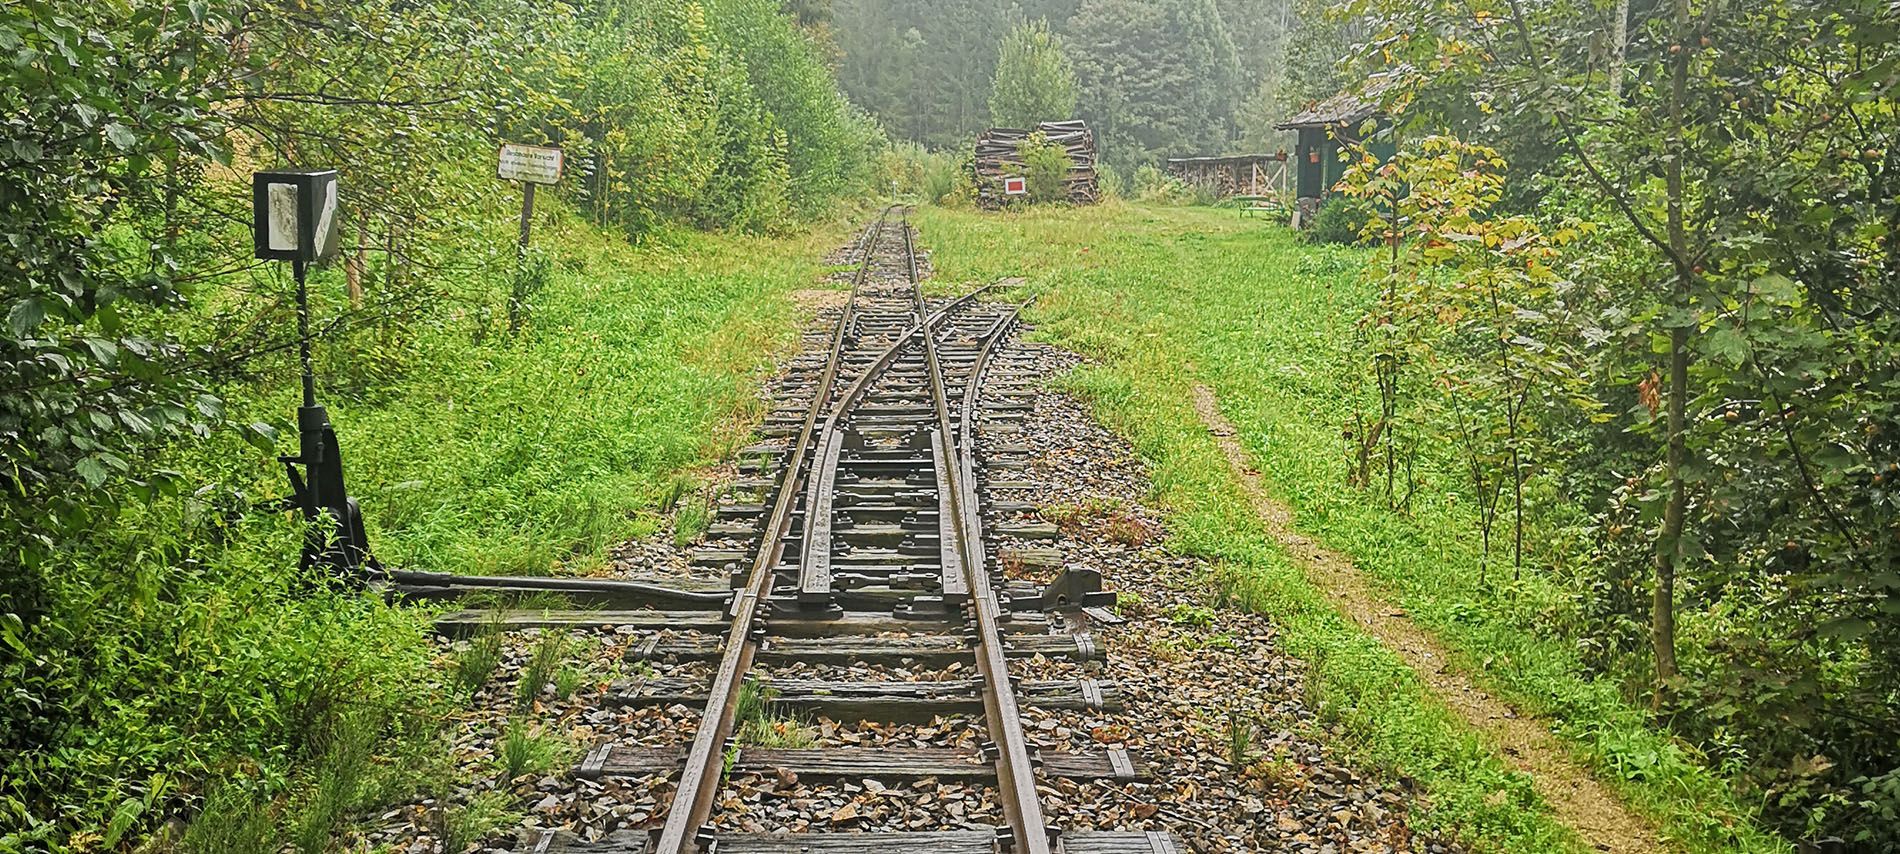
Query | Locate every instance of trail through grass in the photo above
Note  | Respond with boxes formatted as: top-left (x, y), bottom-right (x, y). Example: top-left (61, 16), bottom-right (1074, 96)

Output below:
top-left (913, 201), bottom-right (1781, 853)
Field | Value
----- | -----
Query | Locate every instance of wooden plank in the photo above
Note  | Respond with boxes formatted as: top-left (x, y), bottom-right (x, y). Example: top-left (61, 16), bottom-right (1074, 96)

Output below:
top-left (717, 832), bottom-right (999, 854)
top-left (545, 827), bottom-right (1006, 854)
top-left (624, 633), bottom-right (1087, 664)
top-left (433, 609), bottom-right (727, 637)
top-left (604, 677), bottom-right (1123, 720)
top-left (578, 745), bottom-right (1149, 783)
top-left (379, 572), bottom-right (728, 610)
top-left (1060, 832), bottom-right (1184, 854)
top-left (435, 609), bottom-right (1045, 639)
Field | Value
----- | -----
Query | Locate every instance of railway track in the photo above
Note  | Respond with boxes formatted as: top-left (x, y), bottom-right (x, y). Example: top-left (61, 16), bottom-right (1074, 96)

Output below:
top-left (399, 209), bottom-right (1178, 854)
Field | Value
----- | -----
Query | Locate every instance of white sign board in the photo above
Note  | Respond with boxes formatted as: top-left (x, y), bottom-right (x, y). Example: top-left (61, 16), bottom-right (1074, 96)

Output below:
top-left (266, 183), bottom-right (299, 252)
top-left (498, 143), bottom-right (563, 185)
top-left (1004, 176), bottom-right (1027, 195)
top-left (313, 179), bottom-right (338, 257)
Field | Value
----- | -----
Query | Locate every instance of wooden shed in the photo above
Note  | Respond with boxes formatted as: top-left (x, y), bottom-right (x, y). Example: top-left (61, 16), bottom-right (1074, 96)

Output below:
top-left (1276, 86), bottom-right (1391, 226)
top-left (1163, 154), bottom-right (1288, 199)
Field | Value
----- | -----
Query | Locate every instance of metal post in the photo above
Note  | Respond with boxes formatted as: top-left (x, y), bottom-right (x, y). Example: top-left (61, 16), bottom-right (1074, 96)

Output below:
top-left (517, 182), bottom-right (536, 257)
top-left (296, 259), bottom-right (314, 409)
top-left (293, 259), bottom-right (322, 521)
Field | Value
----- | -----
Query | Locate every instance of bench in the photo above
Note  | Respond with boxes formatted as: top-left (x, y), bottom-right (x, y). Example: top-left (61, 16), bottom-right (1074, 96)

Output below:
top-left (1235, 194), bottom-right (1281, 218)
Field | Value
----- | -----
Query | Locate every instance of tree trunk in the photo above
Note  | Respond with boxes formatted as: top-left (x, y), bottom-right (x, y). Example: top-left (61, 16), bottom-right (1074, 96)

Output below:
top-left (1609, 0), bottom-right (1629, 99)
top-left (1652, 325), bottom-right (1687, 707)
top-left (1651, 0), bottom-right (1695, 711)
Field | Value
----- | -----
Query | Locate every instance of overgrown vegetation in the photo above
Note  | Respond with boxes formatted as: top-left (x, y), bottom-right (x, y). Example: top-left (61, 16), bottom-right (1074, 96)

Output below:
top-left (916, 202), bottom-right (1789, 852)
top-left (733, 679), bottom-right (817, 749)
top-left (1016, 133), bottom-right (1076, 206)
top-left (1322, 0), bottom-right (1900, 844)
top-left (0, 0), bottom-right (866, 842)
top-left (496, 718), bottom-right (571, 783)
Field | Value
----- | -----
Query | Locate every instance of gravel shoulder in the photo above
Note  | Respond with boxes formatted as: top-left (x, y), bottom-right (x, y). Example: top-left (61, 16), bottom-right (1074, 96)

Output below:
top-left (979, 339), bottom-right (1462, 854)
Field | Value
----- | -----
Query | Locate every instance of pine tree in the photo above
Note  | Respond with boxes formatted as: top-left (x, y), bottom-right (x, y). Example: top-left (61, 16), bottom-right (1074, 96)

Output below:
top-left (1067, 0), bottom-right (1241, 170)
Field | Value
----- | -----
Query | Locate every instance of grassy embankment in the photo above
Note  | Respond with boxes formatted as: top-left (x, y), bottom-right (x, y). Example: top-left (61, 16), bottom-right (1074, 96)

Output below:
top-left (914, 202), bottom-right (1782, 854)
top-left (17, 206), bottom-right (849, 849)
top-left (337, 213), bottom-right (855, 575)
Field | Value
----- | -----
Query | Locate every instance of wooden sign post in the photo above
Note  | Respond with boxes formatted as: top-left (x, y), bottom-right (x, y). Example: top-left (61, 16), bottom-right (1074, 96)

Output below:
top-left (497, 143), bottom-right (563, 256)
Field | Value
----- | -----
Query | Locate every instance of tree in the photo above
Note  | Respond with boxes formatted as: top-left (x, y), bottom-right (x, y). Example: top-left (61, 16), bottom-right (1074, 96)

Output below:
top-left (1066, 0), bottom-right (1242, 172)
top-left (988, 19), bottom-right (1078, 128)
top-left (1341, 0), bottom-right (1900, 842)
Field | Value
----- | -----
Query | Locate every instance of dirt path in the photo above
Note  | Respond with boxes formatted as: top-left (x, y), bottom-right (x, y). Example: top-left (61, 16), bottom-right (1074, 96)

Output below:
top-left (1190, 383), bottom-right (1665, 854)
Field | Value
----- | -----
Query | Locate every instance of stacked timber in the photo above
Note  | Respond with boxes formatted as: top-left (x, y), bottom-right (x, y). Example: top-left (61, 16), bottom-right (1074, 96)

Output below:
top-left (973, 120), bottom-right (1098, 208)
top-left (1164, 154), bottom-right (1289, 199)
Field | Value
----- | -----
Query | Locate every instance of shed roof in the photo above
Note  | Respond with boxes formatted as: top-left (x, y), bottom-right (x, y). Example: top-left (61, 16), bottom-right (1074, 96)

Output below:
top-left (1164, 153), bottom-right (1286, 167)
top-left (1276, 76), bottom-right (1395, 130)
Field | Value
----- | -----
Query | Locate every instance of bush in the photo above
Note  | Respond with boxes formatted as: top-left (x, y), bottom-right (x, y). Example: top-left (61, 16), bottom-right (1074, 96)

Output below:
top-left (1133, 164), bottom-right (1192, 204)
top-left (876, 142), bottom-right (968, 205)
top-left (1305, 196), bottom-right (1374, 246)
top-left (1019, 132), bottom-right (1074, 204)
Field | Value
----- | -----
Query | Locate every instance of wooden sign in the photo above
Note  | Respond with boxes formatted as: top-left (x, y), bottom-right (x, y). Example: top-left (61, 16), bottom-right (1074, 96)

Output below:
top-left (498, 143), bottom-right (563, 185)
top-left (1004, 176), bottom-right (1027, 195)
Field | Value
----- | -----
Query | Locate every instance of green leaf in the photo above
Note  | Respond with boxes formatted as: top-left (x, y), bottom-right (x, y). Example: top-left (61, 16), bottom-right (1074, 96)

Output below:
top-left (7, 297), bottom-right (45, 336)
top-left (241, 422), bottom-right (279, 452)
top-left (75, 455), bottom-right (108, 488)
top-left (104, 122), bottom-right (137, 150)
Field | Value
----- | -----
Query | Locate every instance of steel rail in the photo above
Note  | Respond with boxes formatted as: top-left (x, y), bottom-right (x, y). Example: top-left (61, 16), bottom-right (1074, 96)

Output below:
top-left (657, 208), bottom-right (998, 851)
top-left (653, 207), bottom-right (893, 854)
top-left (903, 214), bottom-right (1051, 854)
top-left (794, 220), bottom-right (996, 607)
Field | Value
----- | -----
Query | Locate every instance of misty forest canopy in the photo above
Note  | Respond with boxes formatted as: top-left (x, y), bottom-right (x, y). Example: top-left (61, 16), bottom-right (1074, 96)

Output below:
top-left (829, 0), bottom-right (1326, 172)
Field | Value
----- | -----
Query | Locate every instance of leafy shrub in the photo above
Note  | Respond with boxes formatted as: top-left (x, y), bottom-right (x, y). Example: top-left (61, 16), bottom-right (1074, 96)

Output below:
top-left (1133, 165), bottom-right (1192, 204)
top-left (875, 143), bottom-right (970, 205)
top-left (1305, 196), bottom-right (1374, 246)
top-left (1018, 132), bottom-right (1074, 204)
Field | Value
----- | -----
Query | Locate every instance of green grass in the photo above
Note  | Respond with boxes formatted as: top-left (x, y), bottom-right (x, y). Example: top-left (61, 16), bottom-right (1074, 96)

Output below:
top-left (432, 790), bottom-right (519, 854)
top-left (12, 204), bottom-right (852, 850)
top-left (496, 718), bottom-right (571, 783)
top-left (330, 213), bottom-right (854, 576)
top-left (913, 201), bottom-right (1782, 853)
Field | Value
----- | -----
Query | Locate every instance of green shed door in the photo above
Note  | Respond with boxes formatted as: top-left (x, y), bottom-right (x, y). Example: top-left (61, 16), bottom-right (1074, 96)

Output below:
top-left (1296, 128), bottom-right (1324, 198)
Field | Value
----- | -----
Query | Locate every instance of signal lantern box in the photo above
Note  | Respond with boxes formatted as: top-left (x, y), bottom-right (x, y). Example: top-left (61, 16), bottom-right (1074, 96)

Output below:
top-left (252, 170), bottom-right (341, 263)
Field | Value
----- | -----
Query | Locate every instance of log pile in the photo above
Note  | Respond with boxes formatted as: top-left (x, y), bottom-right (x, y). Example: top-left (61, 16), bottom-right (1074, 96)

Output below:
top-left (1164, 154), bottom-right (1289, 199)
top-left (973, 120), bottom-right (1098, 208)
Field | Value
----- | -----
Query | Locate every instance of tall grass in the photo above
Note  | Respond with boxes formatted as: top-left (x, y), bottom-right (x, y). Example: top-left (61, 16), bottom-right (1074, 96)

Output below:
top-left (8, 208), bottom-right (850, 849)
top-left (912, 202), bottom-right (1781, 854)
top-left (497, 719), bottom-right (570, 783)
top-left (516, 631), bottom-right (568, 710)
